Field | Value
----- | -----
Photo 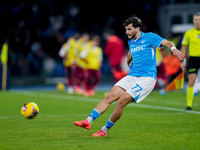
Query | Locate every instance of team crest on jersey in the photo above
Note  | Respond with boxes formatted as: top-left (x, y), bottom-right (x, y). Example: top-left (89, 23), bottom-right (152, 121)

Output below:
top-left (141, 40), bottom-right (145, 44)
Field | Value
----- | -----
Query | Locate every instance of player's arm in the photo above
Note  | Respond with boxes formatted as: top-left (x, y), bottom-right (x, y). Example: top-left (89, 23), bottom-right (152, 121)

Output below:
top-left (127, 52), bottom-right (132, 67)
top-left (161, 39), bottom-right (185, 60)
top-left (59, 44), bottom-right (67, 58)
top-left (80, 49), bottom-right (89, 64)
top-left (181, 45), bottom-right (187, 55)
top-left (59, 42), bottom-right (71, 58)
top-left (180, 45), bottom-right (187, 70)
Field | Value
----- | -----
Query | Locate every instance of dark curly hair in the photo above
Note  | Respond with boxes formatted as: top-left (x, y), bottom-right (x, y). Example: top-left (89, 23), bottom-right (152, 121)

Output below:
top-left (123, 17), bottom-right (142, 29)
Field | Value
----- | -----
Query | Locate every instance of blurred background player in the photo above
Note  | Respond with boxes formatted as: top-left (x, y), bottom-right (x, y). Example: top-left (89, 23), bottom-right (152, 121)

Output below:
top-left (80, 35), bottom-right (103, 97)
top-left (104, 30), bottom-right (125, 82)
top-left (74, 33), bottom-right (91, 94)
top-left (59, 33), bottom-right (79, 94)
top-left (180, 12), bottom-right (200, 110)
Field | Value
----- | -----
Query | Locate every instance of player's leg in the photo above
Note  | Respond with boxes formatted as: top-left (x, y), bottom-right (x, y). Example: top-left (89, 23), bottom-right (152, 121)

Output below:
top-left (65, 66), bottom-right (74, 94)
top-left (110, 92), bottom-right (133, 122)
top-left (74, 66), bottom-right (84, 94)
top-left (97, 92), bottom-right (133, 136)
top-left (185, 57), bottom-right (200, 110)
top-left (92, 92), bottom-right (133, 137)
top-left (94, 86), bottom-right (126, 115)
top-left (79, 67), bottom-right (85, 87)
top-left (73, 86), bottom-right (125, 129)
top-left (186, 73), bottom-right (197, 110)
top-left (92, 77), bottom-right (156, 137)
top-left (89, 70), bottom-right (101, 96)
top-left (84, 69), bottom-right (91, 97)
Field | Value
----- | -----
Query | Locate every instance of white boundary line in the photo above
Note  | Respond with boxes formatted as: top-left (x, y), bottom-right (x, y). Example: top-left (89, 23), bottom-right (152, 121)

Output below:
top-left (9, 91), bottom-right (200, 115)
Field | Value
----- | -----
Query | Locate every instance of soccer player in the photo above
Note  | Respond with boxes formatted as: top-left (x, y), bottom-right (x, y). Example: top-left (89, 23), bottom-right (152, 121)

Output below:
top-left (74, 33), bottom-right (91, 94)
top-left (180, 12), bottom-right (200, 110)
top-left (80, 35), bottom-right (103, 97)
top-left (59, 33), bottom-right (79, 94)
top-left (105, 30), bottom-right (125, 83)
top-left (73, 17), bottom-right (185, 137)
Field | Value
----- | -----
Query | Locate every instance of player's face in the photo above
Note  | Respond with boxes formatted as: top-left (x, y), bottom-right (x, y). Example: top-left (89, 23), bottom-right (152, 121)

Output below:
top-left (82, 34), bottom-right (90, 42)
top-left (92, 40), bottom-right (99, 46)
top-left (193, 15), bottom-right (200, 29)
top-left (125, 24), bottom-right (138, 39)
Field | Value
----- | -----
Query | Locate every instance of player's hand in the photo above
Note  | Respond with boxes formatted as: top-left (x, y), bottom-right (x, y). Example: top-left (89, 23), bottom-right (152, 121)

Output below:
top-left (180, 60), bottom-right (186, 70)
top-left (172, 49), bottom-right (185, 61)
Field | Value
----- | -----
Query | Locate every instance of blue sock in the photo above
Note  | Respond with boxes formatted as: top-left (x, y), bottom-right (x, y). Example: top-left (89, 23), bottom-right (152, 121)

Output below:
top-left (102, 119), bottom-right (115, 133)
top-left (87, 109), bottom-right (100, 124)
top-left (105, 119), bottom-right (115, 129)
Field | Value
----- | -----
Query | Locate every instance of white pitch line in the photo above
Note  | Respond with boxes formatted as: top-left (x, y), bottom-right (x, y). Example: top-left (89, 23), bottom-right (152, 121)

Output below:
top-left (128, 103), bottom-right (200, 114)
top-left (11, 91), bottom-right (200, 115)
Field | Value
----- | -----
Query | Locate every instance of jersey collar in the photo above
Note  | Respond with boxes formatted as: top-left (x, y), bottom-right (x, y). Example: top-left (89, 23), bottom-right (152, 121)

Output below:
top-left (128, 31), bottom-right (144, 44)
top-left (137, 31), bottom-right (144, 41)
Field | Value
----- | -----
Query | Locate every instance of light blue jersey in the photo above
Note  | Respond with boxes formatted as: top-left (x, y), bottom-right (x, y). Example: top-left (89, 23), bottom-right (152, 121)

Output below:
top-left (128, 32), bottom-right (164, 80)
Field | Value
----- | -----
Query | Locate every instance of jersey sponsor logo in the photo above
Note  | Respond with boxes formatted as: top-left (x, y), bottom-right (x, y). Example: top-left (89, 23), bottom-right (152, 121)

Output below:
top-left (130, 45), bottom-right (146, 53)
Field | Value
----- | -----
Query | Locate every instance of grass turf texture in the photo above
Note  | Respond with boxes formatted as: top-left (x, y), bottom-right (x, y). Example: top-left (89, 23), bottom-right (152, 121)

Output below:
top-left (0, 90), bottom-right (200, 150)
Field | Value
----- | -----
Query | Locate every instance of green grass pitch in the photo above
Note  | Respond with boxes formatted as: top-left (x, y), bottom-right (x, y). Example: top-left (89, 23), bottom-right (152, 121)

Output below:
top-left (0, 90), bottom-right (200, 150)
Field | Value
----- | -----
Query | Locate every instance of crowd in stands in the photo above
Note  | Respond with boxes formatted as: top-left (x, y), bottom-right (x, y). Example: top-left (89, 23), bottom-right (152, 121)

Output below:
top-left (0, 0), bottom-right (161, 77)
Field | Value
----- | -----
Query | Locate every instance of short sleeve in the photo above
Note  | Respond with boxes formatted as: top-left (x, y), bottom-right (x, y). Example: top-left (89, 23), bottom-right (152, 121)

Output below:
top-left (181, 31), bottom-right (189, 46)
top-left (149, 33), bottom-right (164, 48)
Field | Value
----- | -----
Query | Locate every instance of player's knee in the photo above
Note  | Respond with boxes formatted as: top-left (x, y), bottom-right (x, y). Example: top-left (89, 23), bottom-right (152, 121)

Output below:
top-left (188, 79), bottom-right (196, 86)
top-left (188, 74), bottom-right (196, 86)
top-left (116, 95), bottom-right (132, 108)
top-left (116, 99), bottom-right (126, 109)
top-left (116, 97), bottom-right (127, 108)
top-left (188, 79), bottom-right (195, 87)
top-left (104, 91), bottom-right (118, 103)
